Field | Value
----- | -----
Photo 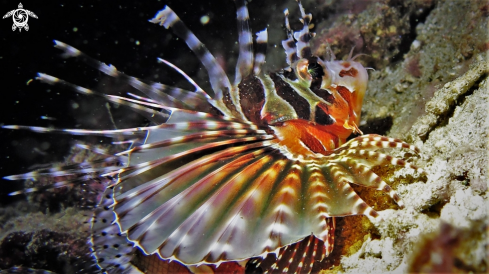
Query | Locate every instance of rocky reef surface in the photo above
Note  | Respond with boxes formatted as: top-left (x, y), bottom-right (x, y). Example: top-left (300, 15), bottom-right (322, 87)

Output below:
top-left (1, 0), bottom-right (487, 273)
top-left (318, 0), bottom-right (488, 273)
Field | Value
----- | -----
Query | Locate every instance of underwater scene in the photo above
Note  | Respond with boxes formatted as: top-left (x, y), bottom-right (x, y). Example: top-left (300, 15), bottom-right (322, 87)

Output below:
top-left (0, 0), bottom-right (487, 273)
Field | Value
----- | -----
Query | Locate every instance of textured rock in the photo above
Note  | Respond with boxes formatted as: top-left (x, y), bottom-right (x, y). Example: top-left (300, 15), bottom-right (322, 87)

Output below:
top-left (338, 56), bottom-right (488, 274)
top-left (0, 209), bottom-right (94, 273)
top-left (330, 0), bottom-right (488, 273)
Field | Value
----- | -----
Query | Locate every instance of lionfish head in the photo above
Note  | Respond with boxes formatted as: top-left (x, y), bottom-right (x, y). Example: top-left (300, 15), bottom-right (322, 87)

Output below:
top-left (3, 0), bottom-right (423, 273)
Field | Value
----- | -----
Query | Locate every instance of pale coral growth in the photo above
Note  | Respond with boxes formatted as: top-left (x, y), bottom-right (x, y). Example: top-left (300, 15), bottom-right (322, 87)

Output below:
top-left (404, 53), bottom-right (422, 78)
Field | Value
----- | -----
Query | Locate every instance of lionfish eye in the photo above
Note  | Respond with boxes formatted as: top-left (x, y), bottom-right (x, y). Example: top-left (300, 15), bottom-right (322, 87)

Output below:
top-left (307, 61), bottom-right (324, 79)
top-left (308, 59), bottom-right (326, 91)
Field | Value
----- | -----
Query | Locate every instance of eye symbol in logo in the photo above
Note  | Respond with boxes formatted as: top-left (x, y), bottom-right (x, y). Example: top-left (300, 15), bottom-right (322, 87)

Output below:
top-left (3, 3), bottom-right (38, 32)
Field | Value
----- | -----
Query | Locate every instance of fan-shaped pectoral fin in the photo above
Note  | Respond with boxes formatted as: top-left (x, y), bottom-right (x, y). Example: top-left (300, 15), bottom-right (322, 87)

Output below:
top-left (338, 158), bottom-right (405, 208)
top-left (115, 147), bottom-right (289, 264)
top-left (316, 163), bottom-right (381, 221)
top-left (246, 227), bottom-right (335, 274)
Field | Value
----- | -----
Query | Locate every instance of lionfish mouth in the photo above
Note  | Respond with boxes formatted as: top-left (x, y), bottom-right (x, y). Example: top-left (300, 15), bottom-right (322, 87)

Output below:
top-left (3, 0), bottom-right (423, 273)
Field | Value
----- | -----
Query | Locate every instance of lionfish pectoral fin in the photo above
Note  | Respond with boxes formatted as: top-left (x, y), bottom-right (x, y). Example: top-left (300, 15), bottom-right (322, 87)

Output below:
top-left (339, 158), bottom-right (405, 208)
top-left (308, 162), bottom-right (379, 221)
top-left (53, 40), bottom-right (195, 111)
top-left (156, 58), bottom-right (213, 112)
top-left (35, 72), bottom-right (170, 124)
top-left (4, 153), bottom-right (124, 180)
top-left (341, 134), bottom-right (421, 155)
top-left (320, 134), bottom-right (424, 213)
top-left (114, 147), bottom-right (275, 262)
top-left (114, 146), bottom-right (342, 265)
top-left (247, 227), bottom-right (334, 274)
top-left (149, 6), bottom-right (236, 119)
top-left (4, 141), bottom-right (127, 196)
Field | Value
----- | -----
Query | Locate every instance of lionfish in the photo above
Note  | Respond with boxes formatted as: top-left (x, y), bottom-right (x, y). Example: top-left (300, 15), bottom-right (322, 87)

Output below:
top-left (3, 0), bottom-right (422, 273)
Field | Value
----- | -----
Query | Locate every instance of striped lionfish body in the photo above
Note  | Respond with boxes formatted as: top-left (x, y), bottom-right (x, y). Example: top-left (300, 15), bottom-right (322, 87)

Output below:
top-left (3, 1), bottom-right (423, 273)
